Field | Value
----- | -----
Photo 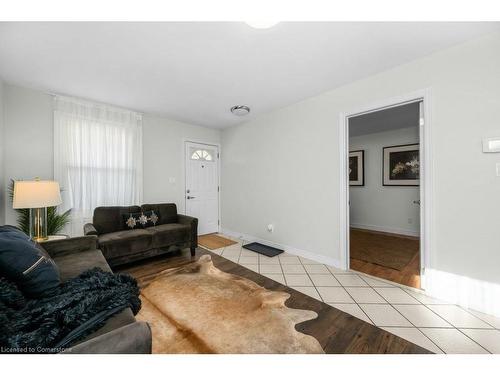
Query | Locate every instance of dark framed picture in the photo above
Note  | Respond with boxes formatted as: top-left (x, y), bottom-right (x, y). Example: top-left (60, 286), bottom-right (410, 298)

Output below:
top-left (349, 150), bottom-right (364, 186)
top-left (383, 143), bottom-right (419, 186)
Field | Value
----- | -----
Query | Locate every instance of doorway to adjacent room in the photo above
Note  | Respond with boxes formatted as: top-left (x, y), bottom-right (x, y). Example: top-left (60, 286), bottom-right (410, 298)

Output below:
top-left (341, 98), bottom-right (427, 289)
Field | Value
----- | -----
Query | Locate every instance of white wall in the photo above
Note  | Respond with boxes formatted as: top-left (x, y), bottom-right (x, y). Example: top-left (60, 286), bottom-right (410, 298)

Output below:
top-left (0, 79), bottom-right (4, 225)
top-left (3, 84), bottom-right (54, 225)
top-left (142, 114), bottom-right (220, 213)
top-left (221, 31), bottom-right (500, 314)
top-left (349, 127), bottom-right (420, 236)
top-left (1, 84), bottom-right (220, 225)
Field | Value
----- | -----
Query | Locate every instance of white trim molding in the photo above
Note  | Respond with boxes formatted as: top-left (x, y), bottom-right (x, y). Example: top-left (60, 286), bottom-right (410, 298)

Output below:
top-left (338, 89), bottom-right (433, 288)
top-left (349, 223), bottom-right (419, 238)
top-left (426, 268), bottom-right (500, 318)
top-left (220, 227), bottom-right (343, 269)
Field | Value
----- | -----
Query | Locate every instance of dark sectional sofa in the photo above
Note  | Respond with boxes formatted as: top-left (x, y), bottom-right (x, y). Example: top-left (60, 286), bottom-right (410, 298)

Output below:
top-left (84, 203), bottom-right (198, 267)
top-left (38, 236), bottom-right (151, 353)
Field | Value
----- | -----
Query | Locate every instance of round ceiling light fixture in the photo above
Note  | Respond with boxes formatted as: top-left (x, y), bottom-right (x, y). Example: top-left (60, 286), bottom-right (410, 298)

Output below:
top-left (245, 21), bottom-right (279, 29)
top-left (230, 105), bottom-right (251, 116)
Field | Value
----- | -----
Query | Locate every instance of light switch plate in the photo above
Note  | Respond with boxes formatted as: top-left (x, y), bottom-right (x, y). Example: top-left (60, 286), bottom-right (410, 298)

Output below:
top-left (483, 137), bottom-right (500, 153)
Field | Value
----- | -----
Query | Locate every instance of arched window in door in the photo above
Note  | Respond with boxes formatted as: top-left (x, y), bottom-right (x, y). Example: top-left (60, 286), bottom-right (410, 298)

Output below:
top-left (190, 148), bottom-right (214, 161)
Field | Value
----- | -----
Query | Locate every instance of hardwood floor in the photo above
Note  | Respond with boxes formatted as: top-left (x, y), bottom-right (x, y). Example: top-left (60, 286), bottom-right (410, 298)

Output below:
top-left (350, 228), bottom-right (421, 289)
top-left (197, 233), bottom-right (237, 250)
top-left (116, 247), bottom-right (429, 354)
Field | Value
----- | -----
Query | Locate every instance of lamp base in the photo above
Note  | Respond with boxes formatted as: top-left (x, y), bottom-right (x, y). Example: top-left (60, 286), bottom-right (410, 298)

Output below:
top-left (29, 207), bottom-right (48, 242)
top-left (33, 236), bottom-right (49, 243)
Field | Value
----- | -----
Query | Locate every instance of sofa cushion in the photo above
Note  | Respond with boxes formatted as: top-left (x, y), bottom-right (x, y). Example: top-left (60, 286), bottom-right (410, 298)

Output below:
top-left (98, 229), bottom-right (153, 260)
top-left (141, 203), bottom-right (177, 225)
top-left (52, 249), bottom-right (111, 281)
top-left (93, 206), bottom-right (142, 235)
top-left (0, 225), bottom-right (60, 298)
top-left (50, 246), bottom-right (139, 349)
top-left (71, 308), bottom-right (137, 346)
top-left (146, 223), bottom-right (191, 248)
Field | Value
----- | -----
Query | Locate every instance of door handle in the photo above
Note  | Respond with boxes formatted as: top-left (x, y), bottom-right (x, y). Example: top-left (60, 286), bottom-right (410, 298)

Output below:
top-left (187, 196), bottom-right (196, 200)
top-left (413, 200), bottom-right (420, 205)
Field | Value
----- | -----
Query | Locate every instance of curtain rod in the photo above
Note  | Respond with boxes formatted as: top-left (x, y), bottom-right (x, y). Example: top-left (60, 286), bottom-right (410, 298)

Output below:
top-left (46, 90), bottom-right (145, 115)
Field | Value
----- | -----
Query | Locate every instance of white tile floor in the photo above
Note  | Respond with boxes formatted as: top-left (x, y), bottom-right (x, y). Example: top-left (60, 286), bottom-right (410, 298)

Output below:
top-left (203, 235), bottom-right (500, 354)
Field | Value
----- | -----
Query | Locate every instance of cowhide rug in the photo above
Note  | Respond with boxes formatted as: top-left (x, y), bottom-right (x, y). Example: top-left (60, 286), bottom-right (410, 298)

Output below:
top-left (137, 255), bottom-right (324, 354)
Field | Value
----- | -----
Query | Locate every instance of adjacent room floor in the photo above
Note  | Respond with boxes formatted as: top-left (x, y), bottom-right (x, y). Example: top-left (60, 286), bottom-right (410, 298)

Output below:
top-left (349, 228), bottom-right (421, 288)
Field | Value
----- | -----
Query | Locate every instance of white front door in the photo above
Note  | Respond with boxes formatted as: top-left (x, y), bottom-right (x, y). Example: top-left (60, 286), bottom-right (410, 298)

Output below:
top-left (185, 142), bottom-right (219, 235)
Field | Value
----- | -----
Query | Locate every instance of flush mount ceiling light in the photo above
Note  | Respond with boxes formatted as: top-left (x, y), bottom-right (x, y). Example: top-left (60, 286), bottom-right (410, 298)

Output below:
top-left (231, 105), bottom-right (251, 116)
top-left (245, 21), bottom-right (279, 29)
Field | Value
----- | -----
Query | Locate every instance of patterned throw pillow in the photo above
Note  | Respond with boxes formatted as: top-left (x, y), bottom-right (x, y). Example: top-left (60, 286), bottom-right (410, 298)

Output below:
top-left (144, 210), bottom-right (159, 227)
top-left (123, 211), bottom-right (159, 229)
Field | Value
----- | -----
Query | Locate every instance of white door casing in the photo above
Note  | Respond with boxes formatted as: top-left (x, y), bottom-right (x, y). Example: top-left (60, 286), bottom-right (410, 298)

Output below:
top-left (339, 89), bottom-right (432, 290)
top-left (185, 141), bottom-right (219, 235)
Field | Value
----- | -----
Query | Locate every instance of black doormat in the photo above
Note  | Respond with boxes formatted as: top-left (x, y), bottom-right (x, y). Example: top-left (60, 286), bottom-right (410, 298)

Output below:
top-left (243, 242), bottom-right (284, 257)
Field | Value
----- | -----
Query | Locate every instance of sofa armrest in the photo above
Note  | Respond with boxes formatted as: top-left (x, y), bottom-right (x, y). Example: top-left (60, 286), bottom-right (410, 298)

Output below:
top-left (178, 214), bottom-right (198, 248)
top-left (41, 235), bottom-right (98, 258)
top-left (62, 321), bottom-right (152, 354)
top-left (84, 223), bottom-right (98, 236)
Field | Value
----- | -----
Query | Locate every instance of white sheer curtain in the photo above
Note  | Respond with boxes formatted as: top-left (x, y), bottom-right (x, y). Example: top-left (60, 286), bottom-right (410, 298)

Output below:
top-left (54, 95), bottom-right (143, 236)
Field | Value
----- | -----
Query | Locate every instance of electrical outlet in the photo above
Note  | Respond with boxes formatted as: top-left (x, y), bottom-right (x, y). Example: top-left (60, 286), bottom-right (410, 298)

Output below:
top-left (497, 163), bottom-right (500, 177)
top-left (267, 224), bottom-right (274, 233)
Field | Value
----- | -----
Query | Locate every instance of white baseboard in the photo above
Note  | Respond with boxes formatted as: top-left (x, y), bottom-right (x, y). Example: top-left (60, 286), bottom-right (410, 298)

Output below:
top-left (220, 227), bottom-right (343, 269)
top-left (350, 223), bottom-right (419, 237)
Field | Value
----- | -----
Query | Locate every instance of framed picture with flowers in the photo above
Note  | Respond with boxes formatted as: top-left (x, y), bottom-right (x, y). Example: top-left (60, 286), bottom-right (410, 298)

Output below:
top-left (383, 143), bottom-right (419, 186)
top-left (349, 150), bottom-right (364, 186)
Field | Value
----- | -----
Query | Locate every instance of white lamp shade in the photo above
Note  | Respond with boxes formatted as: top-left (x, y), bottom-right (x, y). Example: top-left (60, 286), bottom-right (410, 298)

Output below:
top-left (13, 180), bottom-right (62, 209)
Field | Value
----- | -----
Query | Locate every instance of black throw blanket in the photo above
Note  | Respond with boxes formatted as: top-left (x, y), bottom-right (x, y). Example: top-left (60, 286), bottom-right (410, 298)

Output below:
top-left (0, 268), bottom-right (140, 352)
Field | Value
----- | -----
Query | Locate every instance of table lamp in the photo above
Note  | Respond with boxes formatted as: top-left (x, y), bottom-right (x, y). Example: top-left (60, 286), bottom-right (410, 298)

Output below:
top-left (12, 179), bottom-right (63, 242)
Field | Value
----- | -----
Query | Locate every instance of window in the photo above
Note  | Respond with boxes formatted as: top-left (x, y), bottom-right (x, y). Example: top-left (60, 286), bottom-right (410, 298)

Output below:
top-left (190, 148), bottom-right (214, 161)
top-left (54, 96), bottom-right (143, 235)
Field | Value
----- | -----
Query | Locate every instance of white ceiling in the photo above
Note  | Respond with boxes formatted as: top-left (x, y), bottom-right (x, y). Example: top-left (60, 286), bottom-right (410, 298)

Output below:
top-left (0, 22), bottom-right (499, 129)
top-left (349, 102), bottom-right (420, 137)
